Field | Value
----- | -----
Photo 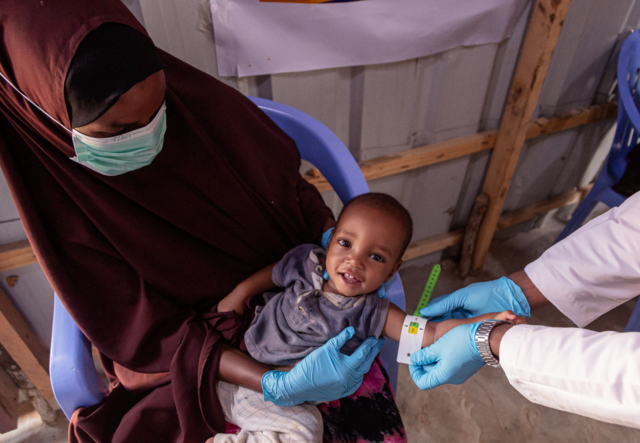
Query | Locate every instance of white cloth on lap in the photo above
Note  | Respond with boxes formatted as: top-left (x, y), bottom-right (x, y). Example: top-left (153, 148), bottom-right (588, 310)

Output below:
top-left (210, 381), bottom-right (323, 443)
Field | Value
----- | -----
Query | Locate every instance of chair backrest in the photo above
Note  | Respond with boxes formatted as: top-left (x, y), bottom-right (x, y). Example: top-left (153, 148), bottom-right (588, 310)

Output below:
top-left (247, 97), bottom-right (368, 202)
top-left (51, 97), bottom-right (405, 421)
top-left (610, 30), bottom-right (640, 180)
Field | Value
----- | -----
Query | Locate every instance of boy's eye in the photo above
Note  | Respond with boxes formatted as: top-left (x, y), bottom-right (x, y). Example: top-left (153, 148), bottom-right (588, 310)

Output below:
top-left (370, 254), bottom-right (385, 263)
top-left (338, 239), bottom-right (351, 247)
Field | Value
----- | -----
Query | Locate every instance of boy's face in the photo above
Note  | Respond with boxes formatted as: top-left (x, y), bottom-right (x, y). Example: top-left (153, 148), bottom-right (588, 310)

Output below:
top-left (324, 205), bottom-right (404, 297)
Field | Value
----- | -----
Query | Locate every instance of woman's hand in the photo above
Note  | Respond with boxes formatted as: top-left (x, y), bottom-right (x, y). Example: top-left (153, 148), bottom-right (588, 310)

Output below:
top-left (261, 327), bottom-right (385, 406)
top-left (217, 290), bottom-right (246, 315)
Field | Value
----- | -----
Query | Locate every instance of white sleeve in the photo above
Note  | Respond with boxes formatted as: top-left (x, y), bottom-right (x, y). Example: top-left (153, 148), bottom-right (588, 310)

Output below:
top-left (524, 192), bottom-right (640, 327)
top-left (501, 325), bottom-right (640, 429)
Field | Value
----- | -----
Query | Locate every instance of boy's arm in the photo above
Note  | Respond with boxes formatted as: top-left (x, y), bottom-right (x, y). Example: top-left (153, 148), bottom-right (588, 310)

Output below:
top-left (382, 304), bottom-right (525, 348)
top-left (382, 303), bottom-right (437, 347)
top-left (432, 310), bottom-right (526, 342)
top-left (218, 263), bottom-right (277, 314)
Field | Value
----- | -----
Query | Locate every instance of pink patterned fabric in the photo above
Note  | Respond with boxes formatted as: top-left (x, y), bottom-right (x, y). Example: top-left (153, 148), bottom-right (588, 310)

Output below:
top-left (317, 358), bottom-right (406, 443)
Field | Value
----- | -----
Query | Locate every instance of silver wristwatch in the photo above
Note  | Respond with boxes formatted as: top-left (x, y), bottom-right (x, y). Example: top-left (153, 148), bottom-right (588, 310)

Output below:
top-left (475, 320), bottom-right (508, 368)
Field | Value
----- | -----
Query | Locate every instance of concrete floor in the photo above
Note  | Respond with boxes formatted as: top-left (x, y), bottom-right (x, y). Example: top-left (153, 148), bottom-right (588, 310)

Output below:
top-left (2, 212), bottom-right (639, 442)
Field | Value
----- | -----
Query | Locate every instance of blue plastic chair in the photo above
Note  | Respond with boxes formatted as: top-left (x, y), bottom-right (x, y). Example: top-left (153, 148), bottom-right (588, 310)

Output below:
top-left (50, 96), bottom-right (405, 420)
top-left (556, 30), bottom-right (640, 244)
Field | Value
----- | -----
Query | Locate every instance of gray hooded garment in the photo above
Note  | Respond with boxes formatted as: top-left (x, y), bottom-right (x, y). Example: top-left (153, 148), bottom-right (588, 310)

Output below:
top-left (244, 244), bottom-right (390, 366)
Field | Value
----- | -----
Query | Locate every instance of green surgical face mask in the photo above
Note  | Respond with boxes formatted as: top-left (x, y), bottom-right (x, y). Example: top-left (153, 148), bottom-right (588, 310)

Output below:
top-left (70, 102), bottom-right (167, 176)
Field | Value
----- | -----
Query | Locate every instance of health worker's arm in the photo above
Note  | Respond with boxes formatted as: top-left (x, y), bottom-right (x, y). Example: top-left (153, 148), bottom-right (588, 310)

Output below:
top-left (490, 323), bottom-right (640, 429)
top-left (524, 191), bottom-right (640, 326)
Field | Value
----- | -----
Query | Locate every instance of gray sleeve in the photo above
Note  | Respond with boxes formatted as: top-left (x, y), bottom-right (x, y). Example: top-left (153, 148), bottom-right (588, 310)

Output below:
top-left (271, 243), bottom-right (317, 288)
top-left (367, 296), bottom-right (390, 338)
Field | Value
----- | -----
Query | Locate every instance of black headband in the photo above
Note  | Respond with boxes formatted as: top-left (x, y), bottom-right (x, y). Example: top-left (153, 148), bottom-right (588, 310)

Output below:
top-left (65, 23), bottom-right (165, 128)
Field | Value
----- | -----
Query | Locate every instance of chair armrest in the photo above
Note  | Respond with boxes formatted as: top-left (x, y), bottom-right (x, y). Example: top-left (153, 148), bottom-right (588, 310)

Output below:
top-left (50, 294), bottom-right (107, 420)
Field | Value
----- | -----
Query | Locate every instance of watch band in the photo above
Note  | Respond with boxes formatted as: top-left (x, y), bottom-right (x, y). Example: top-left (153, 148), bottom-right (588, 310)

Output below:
top-left (475, 320), bottom-right (508, 368)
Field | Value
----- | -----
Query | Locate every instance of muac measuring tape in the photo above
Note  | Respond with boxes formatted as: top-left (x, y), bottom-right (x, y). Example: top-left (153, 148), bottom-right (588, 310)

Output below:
top-left (397, 264), bottom-right (440, 364)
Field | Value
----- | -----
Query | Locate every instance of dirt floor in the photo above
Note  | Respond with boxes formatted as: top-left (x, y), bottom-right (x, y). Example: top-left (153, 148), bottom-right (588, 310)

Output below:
top-left (2, 211), bottom-right (639, 442)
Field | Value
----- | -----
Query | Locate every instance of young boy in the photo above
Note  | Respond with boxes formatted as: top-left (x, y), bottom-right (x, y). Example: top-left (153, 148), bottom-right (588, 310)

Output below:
top-left (211, 193), bottom-right (523, 443)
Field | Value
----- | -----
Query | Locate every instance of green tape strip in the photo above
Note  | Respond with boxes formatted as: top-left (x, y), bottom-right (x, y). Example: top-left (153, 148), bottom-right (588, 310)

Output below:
top-left (414, 264), bottom-right (441, 317)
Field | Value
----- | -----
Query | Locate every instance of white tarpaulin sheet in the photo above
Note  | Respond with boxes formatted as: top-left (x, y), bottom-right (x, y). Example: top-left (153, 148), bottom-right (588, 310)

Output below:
top-left (210, 0), bottom-right (530, 77)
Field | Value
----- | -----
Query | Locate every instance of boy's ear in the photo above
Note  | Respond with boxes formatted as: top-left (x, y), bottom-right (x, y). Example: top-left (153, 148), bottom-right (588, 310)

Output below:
top-left (384, 260), bottom-right (403, 282)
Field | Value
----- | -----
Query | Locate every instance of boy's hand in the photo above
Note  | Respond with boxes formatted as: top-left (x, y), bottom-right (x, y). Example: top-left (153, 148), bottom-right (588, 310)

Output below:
top-left (493, 309), bottom-right (527, 325)
top-left (217, 291), bottom-right (246, 315)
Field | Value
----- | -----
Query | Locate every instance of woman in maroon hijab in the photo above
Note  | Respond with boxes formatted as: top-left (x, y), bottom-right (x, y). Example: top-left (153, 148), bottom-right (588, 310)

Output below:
top-left (0, 1), bottom-right (406, 441)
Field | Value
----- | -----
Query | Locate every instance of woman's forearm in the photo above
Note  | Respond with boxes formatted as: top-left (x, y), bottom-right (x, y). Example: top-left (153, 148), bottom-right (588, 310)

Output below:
top-left (218, 344), bottom-right (271, 393)
top-left (233, 263), bottom-right (277, 302)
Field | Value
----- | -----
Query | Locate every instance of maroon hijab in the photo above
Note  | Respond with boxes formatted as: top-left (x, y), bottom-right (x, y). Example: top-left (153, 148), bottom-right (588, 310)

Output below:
top-left (0, 1), bottom-right (332, 441)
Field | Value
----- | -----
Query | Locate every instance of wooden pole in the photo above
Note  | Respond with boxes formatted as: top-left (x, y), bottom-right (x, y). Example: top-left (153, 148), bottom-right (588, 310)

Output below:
top-left (459, 193), bottom-right (489, 278)
top-left (472, 0), bottom-right (573, 270)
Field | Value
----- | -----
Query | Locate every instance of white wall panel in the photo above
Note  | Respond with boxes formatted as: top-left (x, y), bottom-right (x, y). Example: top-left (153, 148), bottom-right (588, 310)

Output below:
top-left (357, 60), bottom-right (420, 154)
top-left (271, 68), bottom-right (352, 145)
top-left (139, 0), bottom-right (238, 89)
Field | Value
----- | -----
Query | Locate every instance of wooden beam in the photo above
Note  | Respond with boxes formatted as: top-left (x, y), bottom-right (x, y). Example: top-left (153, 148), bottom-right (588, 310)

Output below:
top-left (402, 184), bottom-right (593, 261)
top-left (0, 240), bottom-right (37, 272)
top-left (0, 286), bottom-right (52, 401)
top-left (304, 102), bottom-right (615, 193)
top-left (472, 0), bottom-right (573, 270)
top-left (358, 132), bottom-right (498, 185)
top-left (524, 102), bottom-right (617, 139)
top-left (0, 344), bottom-right (57, 425)
top-left (496, 183), bottom-right (593, 230)
top-left (402, 229), bottom-right (465, 262)
top-left (308, 132), bottom-right (497, 193)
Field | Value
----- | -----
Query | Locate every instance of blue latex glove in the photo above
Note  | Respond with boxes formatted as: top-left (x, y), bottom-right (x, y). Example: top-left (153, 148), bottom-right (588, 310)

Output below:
top-left (321, 227), bottom-right (334, 249)
top-left (421, 277), bottom-right (530, 321)
top-left (262, 327), bottom-right (385, 406)
top-left (409, 322), bottom-right (485, 390)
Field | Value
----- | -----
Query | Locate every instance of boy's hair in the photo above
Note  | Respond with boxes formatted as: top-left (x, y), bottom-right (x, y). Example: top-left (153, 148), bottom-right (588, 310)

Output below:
top-left (337, 193), bottom-right (413, 260)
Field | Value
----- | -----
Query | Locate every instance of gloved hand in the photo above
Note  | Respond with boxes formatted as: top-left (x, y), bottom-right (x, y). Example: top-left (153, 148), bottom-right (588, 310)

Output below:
top-left (421, 277), bottom-right (530, 321)
top-left (409, 322), bottom-right (484, 390)
top-left (262, 326), bottom-right (384, 406)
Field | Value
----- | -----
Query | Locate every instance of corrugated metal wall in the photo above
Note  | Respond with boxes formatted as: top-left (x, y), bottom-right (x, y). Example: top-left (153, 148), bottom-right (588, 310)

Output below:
top-left (0, 0), bottom-right (637, 348)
